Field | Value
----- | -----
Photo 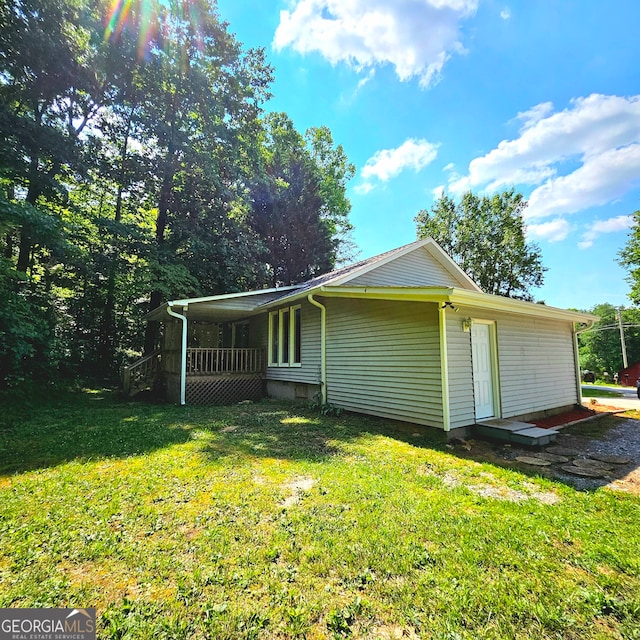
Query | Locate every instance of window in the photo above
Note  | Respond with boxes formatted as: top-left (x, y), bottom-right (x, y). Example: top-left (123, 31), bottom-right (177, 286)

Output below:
top-left (269, 305), bottom-right (301, 367)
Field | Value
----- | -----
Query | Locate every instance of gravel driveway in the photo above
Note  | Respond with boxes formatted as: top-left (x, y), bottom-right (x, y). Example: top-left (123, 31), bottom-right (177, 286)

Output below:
top-left (460, 414), bottom-right (640, 494)
top-left (550, 417), bottom-right (640, 492)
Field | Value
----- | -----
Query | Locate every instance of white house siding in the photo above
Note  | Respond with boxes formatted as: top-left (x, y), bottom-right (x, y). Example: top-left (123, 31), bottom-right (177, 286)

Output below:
top-left (251, 300), bottom-right (322, 386)
top-left (447, 307), bottom-right (578, 421)
top-left (445, 311), bottom-right (476, 429)
top-left (325, 298), bottom-right (444, 428)
top-left (496, 313), bottom-right (578, 417)
top-left (347, 246), bottom-right (471, 289)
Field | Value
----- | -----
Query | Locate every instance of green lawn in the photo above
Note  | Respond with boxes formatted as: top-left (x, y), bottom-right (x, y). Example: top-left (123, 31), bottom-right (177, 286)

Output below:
top-left (1, 388), bottom-right (639, 639)
top-left (581, 387), bottom-right (625, 399)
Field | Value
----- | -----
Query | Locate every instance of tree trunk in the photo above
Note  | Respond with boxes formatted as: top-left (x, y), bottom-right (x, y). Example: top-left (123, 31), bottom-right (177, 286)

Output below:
top-left (143, 153), bottom-right (176, 355)
top-left (99, 105), bottom-right (134, 373)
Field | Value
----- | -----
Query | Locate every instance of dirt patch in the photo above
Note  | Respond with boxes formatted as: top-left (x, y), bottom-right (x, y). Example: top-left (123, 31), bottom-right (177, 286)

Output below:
top-left (435, 470), bottom-right (561, 504)
top-left (280, 476), bottom-right (316, 508)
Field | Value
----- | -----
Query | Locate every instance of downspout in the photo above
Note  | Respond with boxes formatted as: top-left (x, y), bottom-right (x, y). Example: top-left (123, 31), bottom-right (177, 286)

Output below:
top-left (167, 302), bottom-right (188, 406)
top-left (307, 294), bottom-right (327, 404)
top-left (573, 319), bottom-right (596, 407)
top-left (438, 304), bottom-right (451, 432)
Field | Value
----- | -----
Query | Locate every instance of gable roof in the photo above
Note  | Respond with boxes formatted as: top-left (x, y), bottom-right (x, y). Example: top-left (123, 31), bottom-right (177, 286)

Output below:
top-left (257, 238), bottom-right (481, 309)
top-left (146, 238), bottom-right (595, 325)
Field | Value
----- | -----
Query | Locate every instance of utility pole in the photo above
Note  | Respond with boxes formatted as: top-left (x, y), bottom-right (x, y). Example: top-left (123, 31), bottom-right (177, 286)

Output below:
top-left (617, 307), bottom-right (629, 369)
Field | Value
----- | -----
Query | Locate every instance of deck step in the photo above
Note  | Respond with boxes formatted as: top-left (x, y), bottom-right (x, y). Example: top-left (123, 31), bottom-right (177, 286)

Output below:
top-left (474, 419), bottom-right (558, 447)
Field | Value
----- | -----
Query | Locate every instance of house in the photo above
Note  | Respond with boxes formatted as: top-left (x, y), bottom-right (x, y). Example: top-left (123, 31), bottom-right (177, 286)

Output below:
top-left (126, 238), bottom-right (597, 437)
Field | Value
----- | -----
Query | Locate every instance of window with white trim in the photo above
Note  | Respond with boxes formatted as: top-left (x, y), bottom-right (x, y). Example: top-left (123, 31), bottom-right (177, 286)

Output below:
top-left (269, 305), bottom-right (301, 367)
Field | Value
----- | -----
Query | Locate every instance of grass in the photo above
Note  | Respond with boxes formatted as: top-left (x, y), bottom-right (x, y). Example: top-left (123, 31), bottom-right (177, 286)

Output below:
top-left (581, 387), bottom-right (624, 398)
top-left (1, 387), bottom-right (639, 639)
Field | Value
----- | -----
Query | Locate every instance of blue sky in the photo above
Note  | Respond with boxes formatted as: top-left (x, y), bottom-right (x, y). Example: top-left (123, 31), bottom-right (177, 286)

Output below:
top-left (217, 0), bottom-right (640, 311)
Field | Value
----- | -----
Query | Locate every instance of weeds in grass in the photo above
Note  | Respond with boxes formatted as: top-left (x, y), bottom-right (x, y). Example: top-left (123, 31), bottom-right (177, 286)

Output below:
top-left (1, 388), bottom-right (640, 638)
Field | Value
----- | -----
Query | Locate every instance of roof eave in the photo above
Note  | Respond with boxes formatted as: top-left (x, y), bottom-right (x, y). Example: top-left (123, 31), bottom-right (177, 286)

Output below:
top-left (144, 285), bottom-right (302, 321)
top-left (317, 285), bottom-right (597, 323)
top-left (448, 289), bottom-right (598, 323)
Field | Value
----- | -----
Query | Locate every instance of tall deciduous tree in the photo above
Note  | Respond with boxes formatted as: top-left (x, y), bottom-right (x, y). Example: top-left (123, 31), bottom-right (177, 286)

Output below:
top-left (99, 0), bottom-right (274, 352)
top-left (0, 0), bottom-right (105, 380)
top-left (578, 303), bottom-right (640, 377)
top-left (249, 113), bottom-right (355, 286)
top-left (0, 0), bottom-right (355, 383)
top-left (415, 190), bottom-right (546, 300)
top-left (618, 209), bottom-right (640, 304)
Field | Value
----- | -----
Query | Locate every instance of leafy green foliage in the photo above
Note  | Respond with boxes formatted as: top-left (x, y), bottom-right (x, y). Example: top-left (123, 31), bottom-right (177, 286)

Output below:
top-left (249, 113), bottom-right (355, 286)
top-left (619, 209), bottom-right (640, 304)
top-left (0, 0), bottom-right (355, 383)
top-left (578, 303), bottom-right (640, 377)
top-left (309, 391), bottom-right (343, 417)
top-left (416, 190), bottom-right (546, 300)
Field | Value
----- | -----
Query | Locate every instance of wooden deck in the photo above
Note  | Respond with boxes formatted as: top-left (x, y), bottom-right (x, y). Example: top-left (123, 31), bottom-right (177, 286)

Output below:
top-left (186, 348), bottom-right (264, 376)
top-left (124, 348), bottom-right (266, 405)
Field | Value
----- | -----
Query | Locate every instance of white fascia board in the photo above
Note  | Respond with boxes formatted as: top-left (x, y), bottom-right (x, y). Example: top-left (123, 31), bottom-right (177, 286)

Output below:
top-left (317, 285), bottom-right (597, 324)
top-left (449, 289), bottom-right (599, 324)
top-left (145, 286), bottom-right (301, 320)
top-left (168, 285), bottom-right (300, 307)
top-left (423, 240), bottom-right (483, 292)
top-left (319, 285), bottom-right (453, 302)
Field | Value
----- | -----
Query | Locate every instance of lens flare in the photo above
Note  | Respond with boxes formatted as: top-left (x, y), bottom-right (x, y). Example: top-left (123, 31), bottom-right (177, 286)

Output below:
top-left (105, 0), bottom-right (132, 42)
top-left (105, 0), bottom-right (206, 61)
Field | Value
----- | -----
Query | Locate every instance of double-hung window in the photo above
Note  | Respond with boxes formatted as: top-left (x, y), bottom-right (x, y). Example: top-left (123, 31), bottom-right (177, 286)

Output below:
top-left (269, 305), bottom-right (301, 367)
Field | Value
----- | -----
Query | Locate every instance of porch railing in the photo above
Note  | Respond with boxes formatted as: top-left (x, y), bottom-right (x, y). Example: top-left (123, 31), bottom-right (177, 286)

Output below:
top-left (122, 349), bottom-right (161, 396)
top-left (186, 348), bottom-right (265, 376)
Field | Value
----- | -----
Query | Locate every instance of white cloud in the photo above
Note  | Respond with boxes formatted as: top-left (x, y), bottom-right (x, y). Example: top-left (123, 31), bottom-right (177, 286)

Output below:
top-left (432, 184), bottom-right (445, 199)
top-left (273, 0), bottom-right (478, 88)
top-left (500, 7), bottom-right (511, 20)
top-left (443, 162), bottom-right (455, 172)
top-left (355, 138), bottom-right (439, 194)
top-left (578, 215), bottom-right (634, 249)
top-left (340, 68), bottom-right (376, 107)
top-left (448, 94), bottom-right (640, 221)
top-left (527, 218), bottom-right (571, 243)
top-left (356, 68), bottom-right (376, 91)
top-left (515, 101), bottom-right (554, 131)
top-left (361, 138), bottom-right (439, 182)
top-left (353, 182), bottom-right (375, 195)
top-left (526, 144), bottom-right (640, 219)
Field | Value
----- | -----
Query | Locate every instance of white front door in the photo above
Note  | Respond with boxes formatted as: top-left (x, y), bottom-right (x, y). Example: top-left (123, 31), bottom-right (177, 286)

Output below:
top-left (471, 322), bottom-right (495, 420)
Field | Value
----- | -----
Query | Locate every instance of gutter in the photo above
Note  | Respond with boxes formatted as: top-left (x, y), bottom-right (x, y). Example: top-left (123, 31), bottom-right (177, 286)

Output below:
top-left (438, 304), bottom-right (451, 432)
top-left (166, 302), bottom-right (188, 406)
top-left (311, 285), bottom-right (597, 324)
top-left (307, 294), bottom-right (327, 404)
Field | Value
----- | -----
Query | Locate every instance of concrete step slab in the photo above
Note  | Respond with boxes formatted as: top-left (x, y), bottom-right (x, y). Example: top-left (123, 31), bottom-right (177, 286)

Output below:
top-left (477, 419), bottom-right (536, 432)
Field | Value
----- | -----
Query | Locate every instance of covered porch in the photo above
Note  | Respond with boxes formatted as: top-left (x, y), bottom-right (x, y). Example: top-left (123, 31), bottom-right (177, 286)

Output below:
top-left (123, 287), bottom-right (295, 405)
top-left (166, 347), bottom-right (266, 405)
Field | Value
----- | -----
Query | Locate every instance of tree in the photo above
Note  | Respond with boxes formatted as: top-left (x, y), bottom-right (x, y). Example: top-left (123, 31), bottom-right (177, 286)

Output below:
top-left (0, 0), bottom-right (105, 380)
top-left (415, 190), bottom-right (546, 300)
top-left (618, 209), bottom-right (640, 304)
top-left (578, 303), bottom-right (640, 377)
top-left (98, 0), bottom-right (274, 352)
top-left (249, 113), bottom-right (355, 286)
top-left (0, 0), bottom-right (354, 383)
